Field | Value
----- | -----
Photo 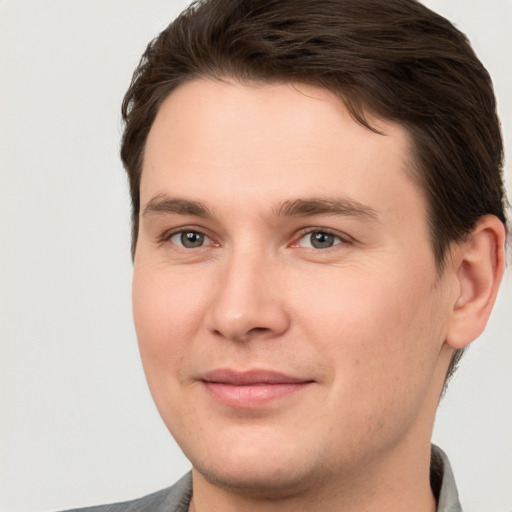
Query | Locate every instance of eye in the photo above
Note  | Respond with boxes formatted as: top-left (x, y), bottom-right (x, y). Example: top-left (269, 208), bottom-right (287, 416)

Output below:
top-left (297, 230), bottom-right (343, 249)
top-left (169, 230), bottom-right (212, 248)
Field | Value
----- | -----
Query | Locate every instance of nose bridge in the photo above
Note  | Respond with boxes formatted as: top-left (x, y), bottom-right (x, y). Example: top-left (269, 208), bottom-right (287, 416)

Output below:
top-left (206, 244), bottom-right (289, 342)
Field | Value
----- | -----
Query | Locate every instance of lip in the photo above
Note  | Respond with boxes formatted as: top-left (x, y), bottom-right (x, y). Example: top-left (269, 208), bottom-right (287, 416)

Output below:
top-left (199, 368), bottom-right (314, 409)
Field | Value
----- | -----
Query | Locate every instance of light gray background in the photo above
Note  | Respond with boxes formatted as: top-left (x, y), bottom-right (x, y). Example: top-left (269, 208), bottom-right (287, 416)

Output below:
top-left (1, 1), bottom-right (510, 511)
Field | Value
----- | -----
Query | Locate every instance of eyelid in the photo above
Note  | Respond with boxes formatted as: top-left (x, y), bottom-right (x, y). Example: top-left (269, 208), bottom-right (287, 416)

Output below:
top-left (158, 225), bottom-right (353, 249)
top-left (290, 227), bottom-right (353, 248)
top-left (160, 226), bottom-right (219, 247)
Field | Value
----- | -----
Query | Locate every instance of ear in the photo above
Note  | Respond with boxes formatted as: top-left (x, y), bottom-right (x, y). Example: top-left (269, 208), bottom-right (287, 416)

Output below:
top-left (446, 215), bottom-right (506, 349)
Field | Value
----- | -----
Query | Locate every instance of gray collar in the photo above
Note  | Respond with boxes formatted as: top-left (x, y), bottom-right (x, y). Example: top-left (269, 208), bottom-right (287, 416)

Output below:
top-left (432, 444), bottom-right (463, 511)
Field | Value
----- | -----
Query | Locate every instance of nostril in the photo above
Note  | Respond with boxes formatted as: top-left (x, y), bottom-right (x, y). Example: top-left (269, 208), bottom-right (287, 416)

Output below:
top-left (212, 326), bottom-right (272, 342)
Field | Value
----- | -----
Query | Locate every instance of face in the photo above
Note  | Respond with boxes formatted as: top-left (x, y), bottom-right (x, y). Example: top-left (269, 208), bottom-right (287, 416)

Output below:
top-left (133, 79), bottom-right (457, 497)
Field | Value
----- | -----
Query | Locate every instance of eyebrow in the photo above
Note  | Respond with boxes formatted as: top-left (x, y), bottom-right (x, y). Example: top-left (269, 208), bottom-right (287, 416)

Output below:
top-left (142, 194), bottom-right (379, 222)
top-left (274, 197), bottom-right (380, 222)
top-left (142, 195), bottom-right (212, 218)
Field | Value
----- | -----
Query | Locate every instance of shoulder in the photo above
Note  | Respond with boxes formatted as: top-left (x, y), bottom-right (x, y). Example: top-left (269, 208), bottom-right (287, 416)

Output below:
top-left (59, 472), bottom-right (192, 512)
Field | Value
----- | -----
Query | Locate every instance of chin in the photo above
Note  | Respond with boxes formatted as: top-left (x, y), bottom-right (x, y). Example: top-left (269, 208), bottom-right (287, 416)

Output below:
top-left (191, 457), bottom-right (320, 500)
top-left (182, 428), bottom-right (334, 500)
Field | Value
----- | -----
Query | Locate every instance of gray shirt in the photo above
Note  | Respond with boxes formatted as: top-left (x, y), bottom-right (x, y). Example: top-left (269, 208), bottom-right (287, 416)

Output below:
top-left (64, 445), bottom-right (461, 512)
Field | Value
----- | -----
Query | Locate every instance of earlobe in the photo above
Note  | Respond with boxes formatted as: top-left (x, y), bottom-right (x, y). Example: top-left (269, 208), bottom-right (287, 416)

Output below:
top-left (446, 215), bottom-right (506, 349)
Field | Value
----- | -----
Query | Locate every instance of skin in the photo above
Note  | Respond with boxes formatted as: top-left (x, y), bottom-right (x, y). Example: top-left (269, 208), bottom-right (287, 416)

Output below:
top-left (132, 79), bottom-right (504, 512)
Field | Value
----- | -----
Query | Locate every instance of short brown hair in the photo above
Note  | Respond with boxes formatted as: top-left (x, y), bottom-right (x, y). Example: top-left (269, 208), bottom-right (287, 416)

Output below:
top-left (120, 0), bottom-right (507, 379)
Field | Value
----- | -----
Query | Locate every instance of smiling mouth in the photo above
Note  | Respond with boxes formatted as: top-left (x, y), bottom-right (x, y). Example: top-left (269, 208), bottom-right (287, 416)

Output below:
top-left (199, 369), bottom-right (314, 408)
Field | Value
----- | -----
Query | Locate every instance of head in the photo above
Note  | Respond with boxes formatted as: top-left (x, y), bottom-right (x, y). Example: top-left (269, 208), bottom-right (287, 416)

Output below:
top-left (121, 0), bottom-right (507, 383)
top-left (121, 0), bottom-right (507, 503)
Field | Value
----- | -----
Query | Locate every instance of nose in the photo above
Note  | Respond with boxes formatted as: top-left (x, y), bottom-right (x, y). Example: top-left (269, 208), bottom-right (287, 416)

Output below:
top-left (204, 250), bottom-right (291, 343)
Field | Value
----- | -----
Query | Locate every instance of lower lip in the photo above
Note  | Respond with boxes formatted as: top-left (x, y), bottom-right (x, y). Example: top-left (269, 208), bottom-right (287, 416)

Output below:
top-left (203, 382), bottom-right (310, 408)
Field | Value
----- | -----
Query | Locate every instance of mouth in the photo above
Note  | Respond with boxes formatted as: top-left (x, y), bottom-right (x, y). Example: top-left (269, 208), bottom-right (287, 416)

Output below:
top-left (199, 368), bottom-right (314, 409)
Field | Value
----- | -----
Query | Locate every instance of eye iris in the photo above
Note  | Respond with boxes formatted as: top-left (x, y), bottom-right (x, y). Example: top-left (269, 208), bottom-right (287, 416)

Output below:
top-left (181, 231), bottom-right (204, 248)
top-left (310, 231), bottom-right (335, 249)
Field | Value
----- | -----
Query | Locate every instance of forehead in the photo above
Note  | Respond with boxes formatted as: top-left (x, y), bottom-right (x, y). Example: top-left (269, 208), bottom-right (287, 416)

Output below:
top-left (142, 79), bottom-right (423, 221)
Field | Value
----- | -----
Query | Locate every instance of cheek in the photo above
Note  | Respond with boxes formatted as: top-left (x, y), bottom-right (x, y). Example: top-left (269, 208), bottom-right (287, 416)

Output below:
top-left (298, 268), bottom-right (444, 397)
top-left (132, 265), bottom-right (209, 381)
top-left (301, 272), bottom-right (445, 449)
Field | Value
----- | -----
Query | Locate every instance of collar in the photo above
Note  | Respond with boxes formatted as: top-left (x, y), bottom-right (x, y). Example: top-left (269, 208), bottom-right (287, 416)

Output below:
top-left (431, 444), bottom-right (463, 511)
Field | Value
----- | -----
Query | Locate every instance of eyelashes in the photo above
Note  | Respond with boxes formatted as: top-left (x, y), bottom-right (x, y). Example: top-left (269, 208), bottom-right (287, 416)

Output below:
top-left (292, 229), bottom-right (349, 249)
top-left (161, 227), bottom-right (352, 251)
top-left (169, 230), bottom-right (213, 248)
top-left (160, 227), bottom-right (219, 249)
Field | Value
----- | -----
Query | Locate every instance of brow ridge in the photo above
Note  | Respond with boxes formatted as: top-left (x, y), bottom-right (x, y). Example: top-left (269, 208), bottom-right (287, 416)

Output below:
top-left (274, 197), bottom-right (379, 221)
top-left (142, 195), bottom-right (379, 222)
top-left (142, 195), bottom-right (211, 217)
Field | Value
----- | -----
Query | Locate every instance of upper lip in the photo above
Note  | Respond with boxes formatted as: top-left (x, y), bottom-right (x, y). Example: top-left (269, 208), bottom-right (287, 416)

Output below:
top-left (200, 368), bottom-right (312, 385)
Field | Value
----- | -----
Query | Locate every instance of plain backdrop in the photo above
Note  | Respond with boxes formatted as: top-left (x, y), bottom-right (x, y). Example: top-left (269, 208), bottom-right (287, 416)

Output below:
top-left (1, 1), bottom-right (511, 511)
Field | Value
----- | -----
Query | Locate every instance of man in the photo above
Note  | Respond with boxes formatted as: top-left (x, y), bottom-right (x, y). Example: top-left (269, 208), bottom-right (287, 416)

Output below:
top-left (71, 0), bottom-right (507, 510)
